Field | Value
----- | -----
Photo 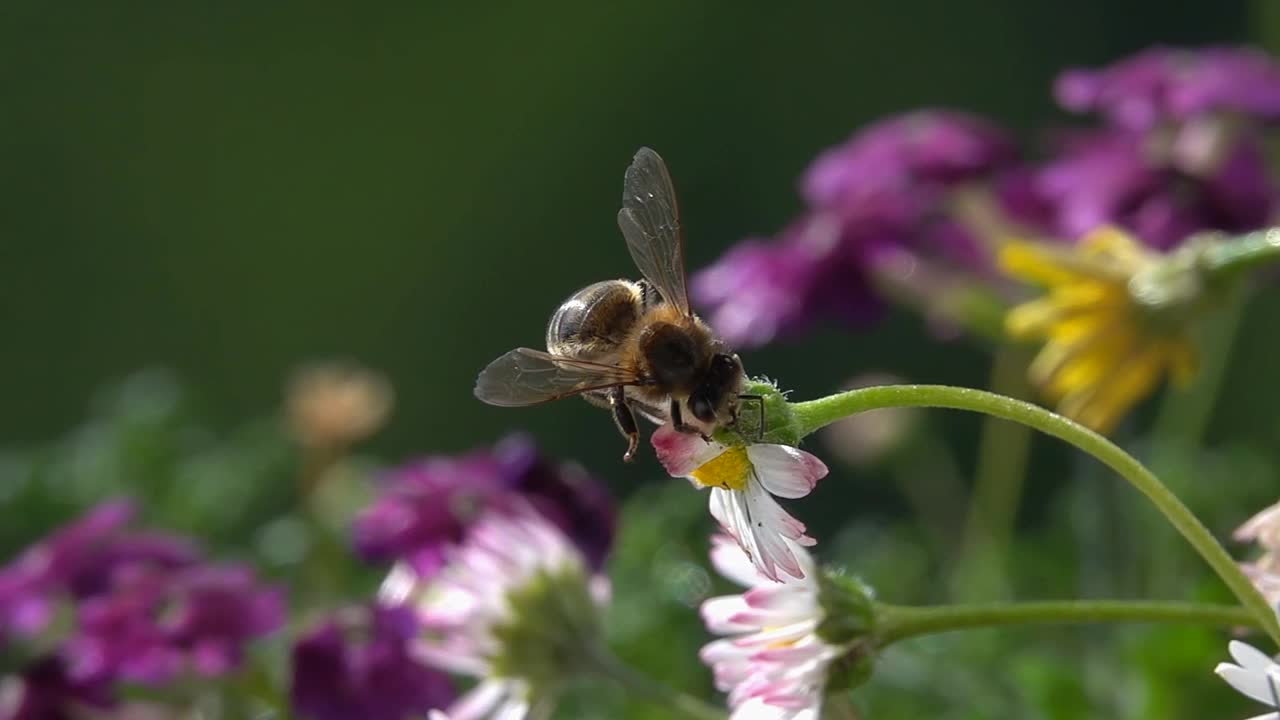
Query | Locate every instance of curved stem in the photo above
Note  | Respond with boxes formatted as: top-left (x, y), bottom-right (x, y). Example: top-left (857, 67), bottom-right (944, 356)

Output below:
top-left (588, 645), bottom-right (726, 720)
top-left (877, 600), bottom-right (1257, 646)
top-left (790, 385), bottom-right (1280, 646)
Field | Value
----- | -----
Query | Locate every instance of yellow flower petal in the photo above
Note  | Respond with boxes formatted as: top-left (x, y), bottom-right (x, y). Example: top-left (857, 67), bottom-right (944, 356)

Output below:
top-left (1042, 327), bottom-right (1136, 400)
top-left (1059, 344), bottom-right (1166, 433)
top-left (1078, 226), bottom-right (1151, 273)
top-left (999, 242), bottom-right (1094, 287)
top-left (1005, 285), bottom-right (1116, 339)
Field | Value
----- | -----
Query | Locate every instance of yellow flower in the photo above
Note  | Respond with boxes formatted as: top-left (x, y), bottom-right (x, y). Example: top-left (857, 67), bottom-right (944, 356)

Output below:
top-left (999, 227), bottom-right (1200, 434)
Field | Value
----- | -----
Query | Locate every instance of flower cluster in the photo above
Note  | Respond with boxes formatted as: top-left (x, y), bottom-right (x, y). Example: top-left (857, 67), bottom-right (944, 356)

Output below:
top-left (700, 535), bottom-right (842, 719)
top-left (291, 603), bottom-right (454, 720)
top-left (354, 433), bottom-right (614, 577)
top-left (0, 501), bottom-right (283, 718)
top-left (351, 437), bottom-right (615, 720)
top-left (696, 47), bottom-right (1280, 350)
top-left (695, 110), bottom-right (1038, 346)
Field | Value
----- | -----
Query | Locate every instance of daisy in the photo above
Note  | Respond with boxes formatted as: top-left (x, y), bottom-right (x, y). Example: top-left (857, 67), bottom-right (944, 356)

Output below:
top-left (1233, 499), bottom-right (1280, 604)
top-left (1000, 226), bottom-right (1202, 433)
top-left (651, 424), bottom-right (827, 582)
top-left (1215, 639), bottom-right (1280, 719)
top-left (701, 534), bottom-right (841, 719)
top-left (382, 506), bottom-right (607, 720)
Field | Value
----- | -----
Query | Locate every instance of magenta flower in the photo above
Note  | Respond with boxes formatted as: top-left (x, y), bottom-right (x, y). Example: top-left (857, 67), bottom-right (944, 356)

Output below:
top-left (291, 604), bottom-right (454, 720)
top-left (66, 563), bottom-right (284, 684)
top-left (1035, 127), bottom-right (1276, 250)
top-left (354, 434), bottom-right (614, 576)
top-left (1, 501), bottom-right (283, 704)
top-left (0, 500), bottom-right (199, 657)
top-left (1056, 46), bottom-right (1280, 129)
top-left (694, 110), bottom-right (1044, 347)
top-left (0, 656), bottom-right (113, 720)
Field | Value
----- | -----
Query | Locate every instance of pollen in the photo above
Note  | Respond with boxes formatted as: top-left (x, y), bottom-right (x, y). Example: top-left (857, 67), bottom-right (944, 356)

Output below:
top-left (690, 447), bottom-right (752, 492)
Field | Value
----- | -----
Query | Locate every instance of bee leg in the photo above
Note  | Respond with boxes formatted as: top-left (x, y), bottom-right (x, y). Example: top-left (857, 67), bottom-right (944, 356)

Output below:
top-left (608, 386), bottom-right (640, 462)
top-left (670, 398), bottom-right (711, 442)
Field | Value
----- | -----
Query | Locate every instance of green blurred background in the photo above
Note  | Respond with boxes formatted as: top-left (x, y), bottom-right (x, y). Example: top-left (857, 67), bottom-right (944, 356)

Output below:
top-left (1, 1), bottom-right (1270, 471)
top-left (5, 3), bottom-right (1280, 718)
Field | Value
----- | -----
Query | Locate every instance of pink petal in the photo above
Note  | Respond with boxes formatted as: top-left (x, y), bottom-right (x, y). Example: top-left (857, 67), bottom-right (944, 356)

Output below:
top-left (652, 424), bottom-right (725, 476)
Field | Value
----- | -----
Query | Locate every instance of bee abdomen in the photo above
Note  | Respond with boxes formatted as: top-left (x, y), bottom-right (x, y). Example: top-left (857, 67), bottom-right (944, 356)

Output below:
top-left (546, 279), bottom-right (642, 361)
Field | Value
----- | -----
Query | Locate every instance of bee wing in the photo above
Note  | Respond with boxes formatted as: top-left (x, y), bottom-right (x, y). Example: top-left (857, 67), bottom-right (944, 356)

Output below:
top-left (616, 147), bottom-right (691, 316)
top-left (474, 347), bottom-right (645, 407)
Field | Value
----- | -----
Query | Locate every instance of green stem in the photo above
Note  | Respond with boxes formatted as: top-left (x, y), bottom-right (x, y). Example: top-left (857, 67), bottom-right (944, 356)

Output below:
top-left (790, 385), bottom-right (1280, 646)
top-left (1204, 227), bottom-right (1280, 280)
top-left (954, 347), bottom-right (1034, 599)
top-left (877, 600), bottom-right (1257, 646)
top-left (1144, 287), bottom-right (1247, 593)
top-left (589, 646), bottom-right (726, 720)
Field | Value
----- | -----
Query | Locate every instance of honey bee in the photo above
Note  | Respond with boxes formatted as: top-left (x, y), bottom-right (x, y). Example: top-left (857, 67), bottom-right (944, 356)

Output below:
top-left (475, 147), bottom-right (757, 461)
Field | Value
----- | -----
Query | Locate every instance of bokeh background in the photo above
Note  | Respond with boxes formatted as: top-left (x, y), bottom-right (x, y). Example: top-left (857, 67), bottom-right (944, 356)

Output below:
top-left (5, 2), bottom-right (1280, 718)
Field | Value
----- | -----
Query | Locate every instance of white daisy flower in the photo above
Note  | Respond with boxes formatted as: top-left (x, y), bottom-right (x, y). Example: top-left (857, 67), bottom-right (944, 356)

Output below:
top-left (382, 507), bottom-right (607, 720)
top-left (652, 424), bottom-right (827, 582)
top-left (701, 534), bottom-right (841, 719)
top-left (1215, 639), bottom-right (1280, 720)
top-left (1233, 499), bottom-right (1280, 604)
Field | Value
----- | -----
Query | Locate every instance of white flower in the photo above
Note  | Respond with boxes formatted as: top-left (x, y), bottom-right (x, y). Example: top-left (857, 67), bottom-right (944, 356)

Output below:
top-left (1216, 639), bottom-right (1280, 720)
top-left (1233, 499), bottom-right (1280, 604)
top-left (652, 424), bottom-right (827, 582)
top-left (382, 508), bottom-right (607, 720)
top-left (700, 534), bottom-right (840, 719)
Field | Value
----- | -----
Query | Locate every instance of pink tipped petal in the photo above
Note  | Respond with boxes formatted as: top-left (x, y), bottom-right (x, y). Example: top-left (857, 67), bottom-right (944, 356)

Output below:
top-left (746, 445), bottom-right (827, 498)
top-left (652, 424), bottom-right (726, 476)
top-left (702, 595), bottom-right (755, 633)
top-left (744, 585), bottom-right (814, 614)
top-left (710, 535), bottom-right (768, 587)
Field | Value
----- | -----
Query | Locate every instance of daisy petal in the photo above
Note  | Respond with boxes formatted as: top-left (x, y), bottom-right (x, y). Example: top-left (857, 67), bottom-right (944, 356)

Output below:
top-left (746, 445), bottom-right (826, 498)
top-left (652, 424), bottom-right (725, 476)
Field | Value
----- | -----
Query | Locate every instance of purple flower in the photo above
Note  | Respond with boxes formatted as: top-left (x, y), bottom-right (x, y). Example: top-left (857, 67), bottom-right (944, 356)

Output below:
top-left (0, 501), bottom-right (202, 660)
top-left (1036, 128), bottom-right (1276, 250)
top-left (354, 435), bottom-right (614, 575)
top-left (1056, 46), bottom-right (1280, 129)
top-left (291, 604), bottom-right (453, 720)
top-left (0, 500), bottom-right (135, 639)
top-left (66, 563), bottom-right (284, 684)
top-left (0, 656), bottom-right (112, 720)
top-left (695, 110), bottom-right (1042, 346)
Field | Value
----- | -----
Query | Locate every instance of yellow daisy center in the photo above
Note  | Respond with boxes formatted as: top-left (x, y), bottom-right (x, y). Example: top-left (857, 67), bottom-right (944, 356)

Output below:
top-left (689, 447), bottom-right (752, 491)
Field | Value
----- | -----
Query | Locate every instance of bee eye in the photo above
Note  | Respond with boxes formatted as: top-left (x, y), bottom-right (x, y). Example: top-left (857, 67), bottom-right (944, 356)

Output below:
top-left (690, 396), bottom-right (715, 423)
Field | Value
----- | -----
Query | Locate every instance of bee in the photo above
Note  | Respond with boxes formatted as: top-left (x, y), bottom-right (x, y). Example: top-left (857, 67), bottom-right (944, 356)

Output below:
top-left (475, 147), bottom-right (757, 461)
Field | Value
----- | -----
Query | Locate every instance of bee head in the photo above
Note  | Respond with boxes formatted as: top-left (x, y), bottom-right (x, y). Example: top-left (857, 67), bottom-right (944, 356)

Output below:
top-left (689, 353), bottom-right (744, 424)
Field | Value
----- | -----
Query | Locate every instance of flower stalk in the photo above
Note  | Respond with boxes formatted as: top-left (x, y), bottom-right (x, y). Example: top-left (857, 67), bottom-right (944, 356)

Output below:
top-left (788, 384), bottom-right (1280, 646)
top-left (875, 600), bottom-right (1258, 645)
